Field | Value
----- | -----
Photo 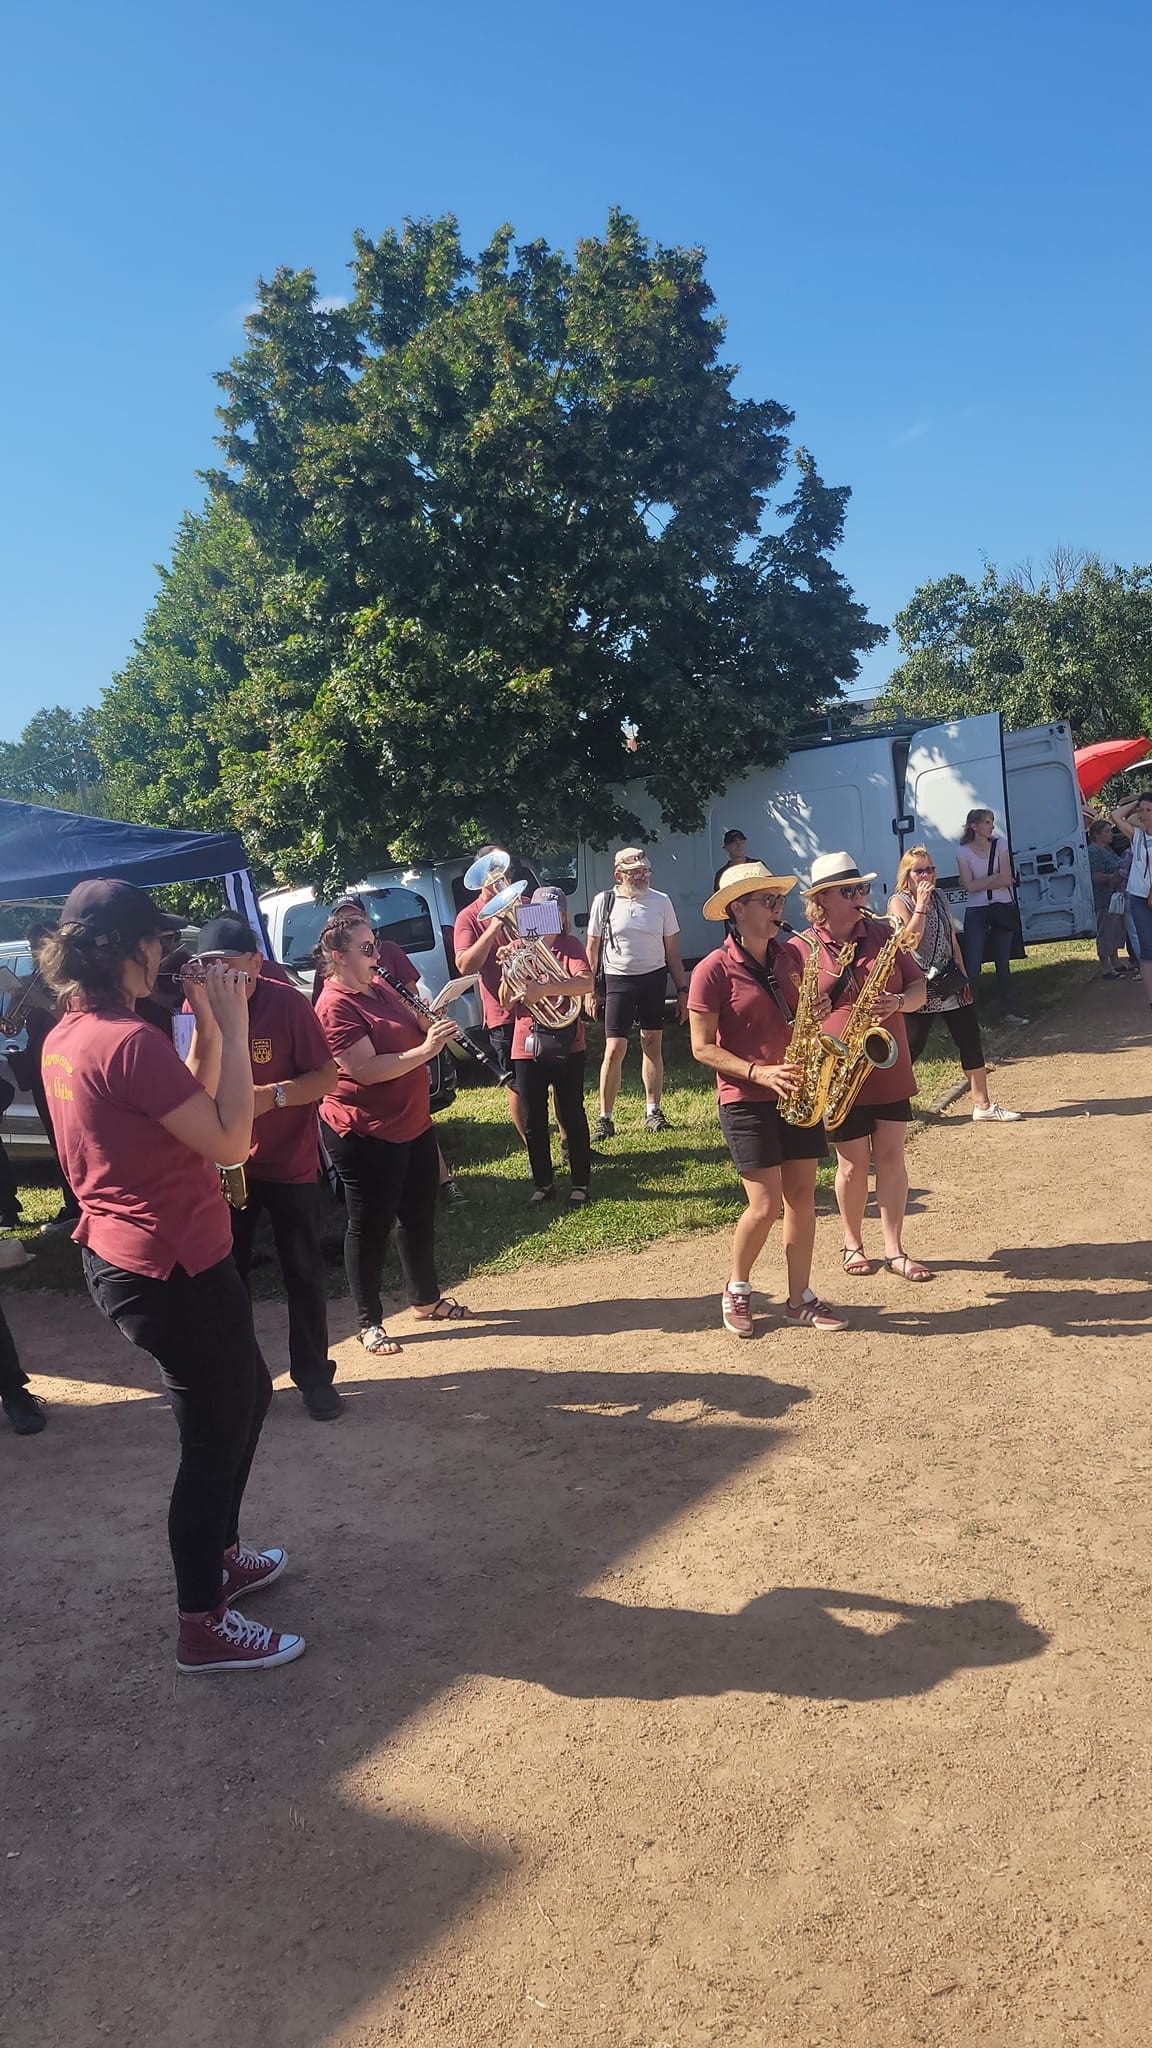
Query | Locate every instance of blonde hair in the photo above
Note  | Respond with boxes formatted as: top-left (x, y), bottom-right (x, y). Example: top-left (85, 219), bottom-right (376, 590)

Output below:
top-left (803, 890), bottom-right (829, 926)
top-left (894, 844), bottom-right (935, 895)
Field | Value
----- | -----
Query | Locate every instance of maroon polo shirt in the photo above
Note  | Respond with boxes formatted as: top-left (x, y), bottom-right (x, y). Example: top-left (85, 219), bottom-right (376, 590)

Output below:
top-left (316, 978), bottom-right (431, 1144)
top-left (806, 915), bottom-right (921, 1106)
top-left (453, 901), bottom-right (510, 1028)
top-left (508, 934), bottom-right (589, 1059)
top-left (688, 933), bottom-right (807, 1104)
top-left (44, 1008), bottom-right (231, 1279)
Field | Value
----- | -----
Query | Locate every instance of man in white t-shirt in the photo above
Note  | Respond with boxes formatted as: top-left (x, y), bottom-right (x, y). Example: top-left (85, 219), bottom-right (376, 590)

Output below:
top-left (586, 847), bottom-right (689, 1137)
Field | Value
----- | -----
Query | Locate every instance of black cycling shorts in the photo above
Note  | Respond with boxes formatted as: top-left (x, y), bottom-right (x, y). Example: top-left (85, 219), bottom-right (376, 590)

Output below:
top-left (603, 968), bottom-right (669, 1037)
top-left (718, 1098), bottom-right (829, 1174)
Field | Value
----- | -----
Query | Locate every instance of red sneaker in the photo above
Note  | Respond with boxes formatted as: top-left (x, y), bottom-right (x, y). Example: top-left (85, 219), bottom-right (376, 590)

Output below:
top-left (222, 1541), bottom-right (286, 1603)
top-left (176, 1605), bottom-right (305, 1674)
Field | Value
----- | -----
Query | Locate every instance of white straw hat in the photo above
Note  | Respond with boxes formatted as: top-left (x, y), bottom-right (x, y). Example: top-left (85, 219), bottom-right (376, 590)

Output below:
top-left (805, 851), bottom-right (878, 893)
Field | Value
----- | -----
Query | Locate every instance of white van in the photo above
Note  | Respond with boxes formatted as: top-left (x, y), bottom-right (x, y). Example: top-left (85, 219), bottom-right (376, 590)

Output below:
top-left (0, 943), bottom-right (47, 1156)
top-left (562, 714), bottom-right (1093, 962)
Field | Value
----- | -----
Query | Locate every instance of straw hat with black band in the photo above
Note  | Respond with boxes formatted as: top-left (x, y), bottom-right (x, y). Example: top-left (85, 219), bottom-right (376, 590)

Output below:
top-left (702, 862), bottom-right (799, 922)
top-left (803, 852), bottom-right (878, 894)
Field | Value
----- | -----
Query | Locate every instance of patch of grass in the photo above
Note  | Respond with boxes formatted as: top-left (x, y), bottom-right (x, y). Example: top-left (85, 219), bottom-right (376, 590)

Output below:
top-left (1, 940), bottom-right (1099, 1295)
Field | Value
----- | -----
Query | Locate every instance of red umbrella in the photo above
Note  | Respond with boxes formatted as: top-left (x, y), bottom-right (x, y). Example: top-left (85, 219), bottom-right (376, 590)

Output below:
top-left (1074, 738), bottom-right (1152, 800)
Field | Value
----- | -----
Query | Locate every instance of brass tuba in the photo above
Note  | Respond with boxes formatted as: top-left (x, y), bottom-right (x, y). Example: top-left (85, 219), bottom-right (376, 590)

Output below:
top-left (480, 882), bottom-right (583, 1029)
top-left (777, 934), bottom-right (852, 1128)
top-left (821, 916), bottom-right (912, 1132)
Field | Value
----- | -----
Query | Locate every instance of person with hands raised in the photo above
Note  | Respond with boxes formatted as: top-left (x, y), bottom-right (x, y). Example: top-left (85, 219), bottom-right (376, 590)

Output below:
top-left (688, 862), bottom-right (848, 1340)
top-left (314, 915), bottom-right (470, 1358)
top-left (888, 847), bottom-right (1020, 1123)
top-left (38, 879), bottom-right (304, 1676)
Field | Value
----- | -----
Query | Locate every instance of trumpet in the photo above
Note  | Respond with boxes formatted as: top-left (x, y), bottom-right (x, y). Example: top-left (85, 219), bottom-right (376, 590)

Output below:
top-left (373, 965), bottom-right (514, 1085)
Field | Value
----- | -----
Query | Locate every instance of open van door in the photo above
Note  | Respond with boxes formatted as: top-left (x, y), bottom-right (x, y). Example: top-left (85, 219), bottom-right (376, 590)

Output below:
top-left (901, 712), bottom-right (1010, 923)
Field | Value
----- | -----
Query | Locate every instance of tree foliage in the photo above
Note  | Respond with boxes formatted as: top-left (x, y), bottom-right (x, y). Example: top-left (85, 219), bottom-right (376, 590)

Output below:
top-left (0, 705), bottom-right (106, 813)
top-left (100, 212), bottom-right (882, 889)
top-left (876, 555), bottom-right (1152, 743)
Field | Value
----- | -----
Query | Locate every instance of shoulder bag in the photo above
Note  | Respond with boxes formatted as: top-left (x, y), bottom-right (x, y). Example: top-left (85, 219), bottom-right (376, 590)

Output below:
top-left (590, 889), bottom-right (616, 1013)
top-left (983, 840), bottom-right (1018, 931)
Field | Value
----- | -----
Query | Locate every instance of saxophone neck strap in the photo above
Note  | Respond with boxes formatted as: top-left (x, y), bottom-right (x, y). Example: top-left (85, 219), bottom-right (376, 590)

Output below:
top-left (731, 937), bottom-right (795, 1025)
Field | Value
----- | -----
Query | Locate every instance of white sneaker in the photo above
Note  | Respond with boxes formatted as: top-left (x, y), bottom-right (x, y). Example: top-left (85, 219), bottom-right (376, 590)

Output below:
top-left (973, 1103), bottom-right (1021, 1122)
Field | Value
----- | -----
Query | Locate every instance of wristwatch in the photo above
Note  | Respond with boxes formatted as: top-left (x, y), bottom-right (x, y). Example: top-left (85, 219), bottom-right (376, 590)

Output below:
top-left (273, 1083), bottom-right (288, 1109)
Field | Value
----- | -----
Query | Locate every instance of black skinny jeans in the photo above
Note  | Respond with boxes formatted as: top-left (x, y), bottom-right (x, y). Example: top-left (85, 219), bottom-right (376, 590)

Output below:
top-left (82, 1250), bottom-right (272, 1614)
top-left (230, 1178), bottom-right (332, 1393)
top-left (320, 1121), bottom-right (440, 1326)
top-left (514, 1051), bottom-right (591, 1190)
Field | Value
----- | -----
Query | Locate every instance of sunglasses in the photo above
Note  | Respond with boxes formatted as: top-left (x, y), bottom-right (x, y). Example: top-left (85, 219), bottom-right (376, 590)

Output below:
top-left (355, 940), bottom-right (377, 957)
top-left (910, 866), bottom-right (935, 876)
top-left (836, 883), bottom-right (871, 899)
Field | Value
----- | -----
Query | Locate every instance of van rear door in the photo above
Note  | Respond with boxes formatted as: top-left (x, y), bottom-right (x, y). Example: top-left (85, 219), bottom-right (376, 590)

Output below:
top-left (902, 712), bottom-right (1010, 922)
top-left (1002, 722), bottom-right (1094, 941)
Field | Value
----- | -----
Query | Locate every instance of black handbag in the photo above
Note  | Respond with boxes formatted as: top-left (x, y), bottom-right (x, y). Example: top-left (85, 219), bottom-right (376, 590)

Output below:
top-left (925, 958), bottom-right (968, 1001)
top-left (983, 841), bottom-right (1018, 930)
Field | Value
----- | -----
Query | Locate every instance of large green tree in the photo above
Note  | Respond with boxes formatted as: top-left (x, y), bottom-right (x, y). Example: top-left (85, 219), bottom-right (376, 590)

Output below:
top-left (876, 554), bottom-right (1152, 742)
top-left (0, 705), bottom-right (105, 812)
top-left (103, 212), bottom-right (883, 889)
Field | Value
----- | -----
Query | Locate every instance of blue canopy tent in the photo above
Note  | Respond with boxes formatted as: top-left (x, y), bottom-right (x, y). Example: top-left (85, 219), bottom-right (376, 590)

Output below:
top-left (0, 798), bottom-right (271, 950)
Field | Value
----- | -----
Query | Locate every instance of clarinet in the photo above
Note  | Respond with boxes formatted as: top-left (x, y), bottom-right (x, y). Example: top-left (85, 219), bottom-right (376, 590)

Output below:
top-left (373, 967), bottom-right (513, 1086)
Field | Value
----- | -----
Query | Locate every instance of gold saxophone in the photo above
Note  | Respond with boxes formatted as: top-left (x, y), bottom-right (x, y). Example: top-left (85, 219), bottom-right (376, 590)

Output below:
top-left (822, 916), bottom-right (912, 1132)
top-left (778, 934), bottom-right (852, 1128)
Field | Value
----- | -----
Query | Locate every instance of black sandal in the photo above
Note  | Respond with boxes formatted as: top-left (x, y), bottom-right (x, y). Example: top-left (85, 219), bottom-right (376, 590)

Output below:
top-left (412, 1296), bottom-right (471, 1321)
top-left (569, 1187), bottom-right (589, 1208)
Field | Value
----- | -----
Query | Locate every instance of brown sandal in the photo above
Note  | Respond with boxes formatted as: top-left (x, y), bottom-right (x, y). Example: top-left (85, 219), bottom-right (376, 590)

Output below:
top-left (885, 1251), bottom-right (933, 1283)
top-left (842, 1245), bottom-right (873, 1277)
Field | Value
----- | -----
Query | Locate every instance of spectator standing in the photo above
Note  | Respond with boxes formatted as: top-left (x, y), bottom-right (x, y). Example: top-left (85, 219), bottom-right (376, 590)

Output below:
top-left (956, 809), bottom-right (1027, 1023)
top-left (713, 829), bottom-right (753, 891)
top-left (586, 848), bottom-right (689, 1138)
top-left (888, 848), bottom-right (1020, 1122)
top-left (1086, 820), bottom-right (1127, 977)
top-left (1110, 792), bottom-right (1152, 1004)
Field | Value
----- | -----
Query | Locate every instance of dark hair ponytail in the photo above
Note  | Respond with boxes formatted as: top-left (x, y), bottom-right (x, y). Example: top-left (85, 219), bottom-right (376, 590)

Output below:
top-left (39, 923), bottom-right (134, 1012)
top-left (316, 913), bottom-right (373, 981)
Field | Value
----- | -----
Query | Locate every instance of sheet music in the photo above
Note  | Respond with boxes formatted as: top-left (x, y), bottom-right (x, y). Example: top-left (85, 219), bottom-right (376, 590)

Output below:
top-left (515, 900), bottom-right (562, 937)
top-left (430, 974), bottom-right (479, 1012)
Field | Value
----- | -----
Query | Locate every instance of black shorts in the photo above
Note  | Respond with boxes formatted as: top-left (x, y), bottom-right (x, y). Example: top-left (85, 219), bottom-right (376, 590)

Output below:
top-left (828, 1098), bottom-right (913, 1145)
top-left (486, 1022), bottom-right (515, 1075)
top-left (603, 968), bottom-right (669, 1037)
top-left (718, 1098), bottom-right (829, 1174)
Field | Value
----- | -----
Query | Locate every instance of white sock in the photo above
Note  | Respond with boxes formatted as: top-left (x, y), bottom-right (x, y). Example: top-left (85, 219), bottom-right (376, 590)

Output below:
top-left (727, 1279), bottom-right (751, 1296)
top-left (646, 1100), bottom-right (659, 1114)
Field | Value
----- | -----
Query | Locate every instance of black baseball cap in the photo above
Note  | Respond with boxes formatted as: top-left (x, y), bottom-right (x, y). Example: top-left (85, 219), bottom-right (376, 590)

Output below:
top-left (723, 828), bottom-right (746, 845)
top-left (59, 879), bottom-right (183, 946)
top-left (192, 914), bottom-right (262, 958)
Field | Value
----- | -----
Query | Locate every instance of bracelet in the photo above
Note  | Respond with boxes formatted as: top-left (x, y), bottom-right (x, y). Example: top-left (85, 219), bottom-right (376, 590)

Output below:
top-left (747, 1062), bottom-right (757, 1083)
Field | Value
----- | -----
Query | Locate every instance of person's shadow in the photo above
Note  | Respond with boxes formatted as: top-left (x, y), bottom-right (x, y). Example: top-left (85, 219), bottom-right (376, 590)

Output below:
top-left (484, 1585), bottom-right (1047, 1702)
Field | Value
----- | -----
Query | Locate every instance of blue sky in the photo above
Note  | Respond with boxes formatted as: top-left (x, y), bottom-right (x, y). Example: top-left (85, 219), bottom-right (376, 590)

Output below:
top-left (3, 0), bottom-right (1149, 744)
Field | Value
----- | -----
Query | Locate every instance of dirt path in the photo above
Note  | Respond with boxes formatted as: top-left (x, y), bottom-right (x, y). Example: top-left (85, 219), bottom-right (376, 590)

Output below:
top-left (4, 977), bottom-right (1151, 2048)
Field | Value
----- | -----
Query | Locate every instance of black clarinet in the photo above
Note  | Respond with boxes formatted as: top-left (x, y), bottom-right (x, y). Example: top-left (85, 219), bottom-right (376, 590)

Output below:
top-left (373, 967), bottom-right (513, 1086)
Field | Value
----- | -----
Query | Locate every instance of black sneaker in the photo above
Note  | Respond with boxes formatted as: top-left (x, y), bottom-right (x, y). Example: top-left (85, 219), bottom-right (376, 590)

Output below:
top-left (591, 1114), bottom-right (615, 1142)
top-left (302, 1382), bottom-right (344, 1422)
top-left (440, 1177), bottom-right (467, 1206)
top-left (2, 1387), bottom-right (47, 1436)
top-left (644, 1108), bottom-right (671, 1133)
